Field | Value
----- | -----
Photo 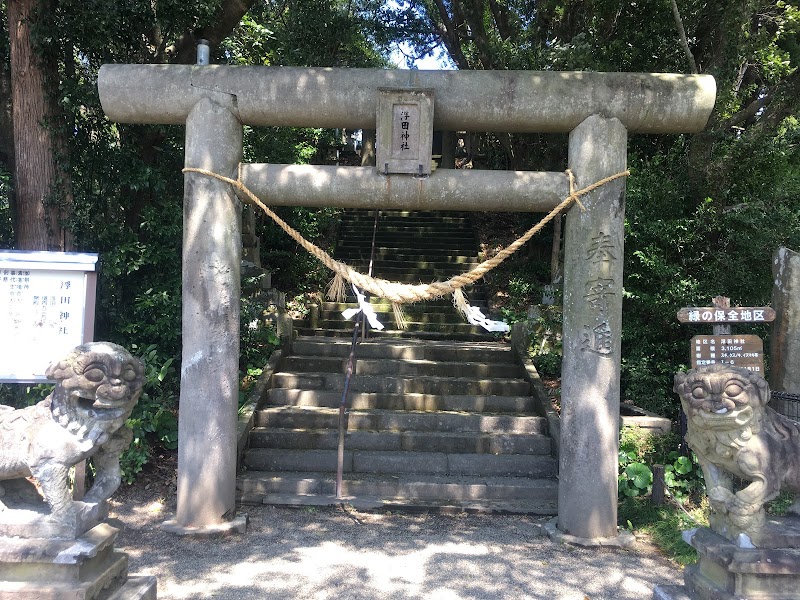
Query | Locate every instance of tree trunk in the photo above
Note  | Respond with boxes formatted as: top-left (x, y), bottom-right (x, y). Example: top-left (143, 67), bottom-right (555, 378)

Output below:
top-left (7, 0), bottom-right (65, 250)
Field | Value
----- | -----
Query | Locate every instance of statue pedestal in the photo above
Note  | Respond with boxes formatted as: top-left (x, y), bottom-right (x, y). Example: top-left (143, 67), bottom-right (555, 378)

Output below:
top-left (654, 517), bottom-right (800, 600)
top-left (0, 522), bottom-right (156, 599)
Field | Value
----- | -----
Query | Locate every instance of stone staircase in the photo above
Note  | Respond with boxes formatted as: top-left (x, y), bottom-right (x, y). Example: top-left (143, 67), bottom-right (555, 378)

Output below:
top-left (237, 210), bottom-right (559, 513)
top-left (295, 210), bottom-right (495, 340)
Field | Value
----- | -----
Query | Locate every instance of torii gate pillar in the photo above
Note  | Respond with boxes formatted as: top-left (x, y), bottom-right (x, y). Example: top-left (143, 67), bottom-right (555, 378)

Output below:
top-left (560, 115), bottom-right (627, 540)
top-left (174, 97), bottom-right (243, 530)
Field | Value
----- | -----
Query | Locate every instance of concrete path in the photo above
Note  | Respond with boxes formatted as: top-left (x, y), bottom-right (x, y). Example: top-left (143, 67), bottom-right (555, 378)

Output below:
top-left (110, 498), bottom-right (683, 600)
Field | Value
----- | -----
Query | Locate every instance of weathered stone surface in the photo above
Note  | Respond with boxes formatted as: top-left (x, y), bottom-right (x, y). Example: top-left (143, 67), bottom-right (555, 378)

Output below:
top-left (0, 343), bottom-right (144, 535)
top-left (99, 66), bottom-right (716, 134)
top-left (680, 525), bottom-right (800, 600)
top-left (675, 365), bottom-right (800, 543)
top-left (240, 164), bottom-right (568, 212)
top-left (177, 97), bottom-right (243, 529)
top-left (0, 502), bottom-right (108, 540)
top-left (770, 247), bottom-right (800, 396)
top-left (0, 524), bottom-right (156, 598)
top-left (108, 575), bottom-right (157, 600)
top-left (558, 115), bottom-right (627, 540)
top-left (161, 514), bottom-right (247, 538)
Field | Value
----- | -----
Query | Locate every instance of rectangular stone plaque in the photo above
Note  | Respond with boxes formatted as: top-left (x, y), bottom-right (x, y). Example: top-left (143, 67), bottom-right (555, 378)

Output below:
top-left (691, 334), bottom-right (764, 374)
top-left (376, 89), bottom-right (434, 175)
top-left (0, 250), bottom-right (98, 383)
top-left (677, 306), bottom-right (775, 323)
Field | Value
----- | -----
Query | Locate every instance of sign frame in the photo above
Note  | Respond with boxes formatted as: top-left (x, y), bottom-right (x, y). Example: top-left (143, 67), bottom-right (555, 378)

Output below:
top-left (376, 88), bottom-right (434, 176)
top-left (0, 250), bottom-right (98, 383)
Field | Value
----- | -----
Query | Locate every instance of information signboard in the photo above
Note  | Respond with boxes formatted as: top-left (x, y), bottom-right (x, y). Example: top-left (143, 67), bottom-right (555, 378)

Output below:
top-left (0, 250), bottom-right (98, 382)
top-left (691, 334), bottom-right (764, 374)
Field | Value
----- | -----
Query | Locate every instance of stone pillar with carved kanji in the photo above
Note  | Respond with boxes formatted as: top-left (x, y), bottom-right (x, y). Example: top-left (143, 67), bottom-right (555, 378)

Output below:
top-left (559, 115), bottom-right (627, 542)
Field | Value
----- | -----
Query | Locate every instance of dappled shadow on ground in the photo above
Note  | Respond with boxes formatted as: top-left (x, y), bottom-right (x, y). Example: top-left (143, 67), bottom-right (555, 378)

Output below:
top-left (109, 484), bottom-right (682, 600)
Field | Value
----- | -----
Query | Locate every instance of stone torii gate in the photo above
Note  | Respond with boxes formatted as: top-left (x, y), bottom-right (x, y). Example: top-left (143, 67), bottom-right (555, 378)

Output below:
top-left (98, 65), bottom-right (715, 539)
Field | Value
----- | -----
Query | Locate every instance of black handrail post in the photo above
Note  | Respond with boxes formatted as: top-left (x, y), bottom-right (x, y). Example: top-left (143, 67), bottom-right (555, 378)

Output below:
top-left (335, 316), bottom-right (361, 499)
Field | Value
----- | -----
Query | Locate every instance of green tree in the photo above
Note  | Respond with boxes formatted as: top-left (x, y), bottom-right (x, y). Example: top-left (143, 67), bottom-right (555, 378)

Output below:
top-left (390, 0), bottom-right (800, 415)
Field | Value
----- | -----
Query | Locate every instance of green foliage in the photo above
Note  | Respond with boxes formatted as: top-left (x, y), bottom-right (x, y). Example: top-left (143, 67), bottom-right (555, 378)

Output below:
top-left (619, 461), bottom-right (653, 498)
top-left (767, 490), bottom-right (796, 516)
top-left (239, 292), bottom-right (281, 383)
top-left (528, 306), bottom-right (563, 379)
top-left (259, 206), bottom-right (341, 292)
top-left (121, 344), bottom-right (178, 483)
top-left (0, 382), bottom-right (53, 409)
top-left (619, 497), bottom-right (708, 565)
top-left (622, 118), bottom-right (800, 417)
top-left (0, 165), bottom-right (12, 248)
top-left (618, 426), bottom-right (705, 503)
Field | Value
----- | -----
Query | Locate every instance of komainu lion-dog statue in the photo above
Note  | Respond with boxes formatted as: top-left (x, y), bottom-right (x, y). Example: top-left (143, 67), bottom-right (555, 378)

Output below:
top-left (0, 342), bottom-right (144, 528)
top-left (675, 364), bottom-right (800, 543)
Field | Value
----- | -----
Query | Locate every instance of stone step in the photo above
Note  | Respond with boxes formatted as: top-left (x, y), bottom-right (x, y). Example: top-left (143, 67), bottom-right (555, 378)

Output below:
top-left (237, 472), bottom-right (557, 514)
top-left (281, 356), bottom-right (523, 378)
top-left (309, 320), bottom-right (494, 335)
top-left (242, 448), bottom-right (558, 478)
top-left (338, 234), bottom-right (477, 247)
top-left (343, 272), bottom-right (481, 285)
top-left (342, 257), bottom-right (480, 269)
top-left (313, 300), bottom-right (491, 318)
top-left (248, 427), bottom-right (552, 454)
top-left (339, 226), bottom-right (475, 238)
top-left (337, 247), bottom-right (478, 259)
top-left (343, 214), bottom-right (472, 226)
top-left (266, 388), bottom-right (535, 413)
top-left (319, 301), bottom-right (490, 316)
top-left (270, 371), bottom-right (529, 395)
top-left (255, 406), bottom-right (546, 434)
top-left (328, 287), bottom-right (488, 302)
top-left (320, 298), bottom-right (488, 323)
top-left (319, 306), bottom-right (490, 320)
top-left (343, 261), bottom-right (481, 275)
top-left (335, 247), bottom-right (478, 260)
top-left (341, 212), bottom-right (472, 223)
top-left (293, 327), bottom-right (500, 342)
top-left (290, 337), bottom-right (514, 362)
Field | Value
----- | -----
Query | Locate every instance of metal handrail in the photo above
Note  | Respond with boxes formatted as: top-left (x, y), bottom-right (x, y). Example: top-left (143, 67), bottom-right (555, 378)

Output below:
top-left (336, 209), bottom-right (381, 499)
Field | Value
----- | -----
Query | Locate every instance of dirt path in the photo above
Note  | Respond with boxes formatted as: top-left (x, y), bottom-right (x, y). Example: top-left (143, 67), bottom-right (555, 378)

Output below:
top-left (109, 481), bottom-right (683, 600)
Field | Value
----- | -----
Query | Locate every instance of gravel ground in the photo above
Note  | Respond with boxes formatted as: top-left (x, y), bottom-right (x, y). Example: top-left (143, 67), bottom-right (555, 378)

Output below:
top-left (109, 486), bottom-right (683, 600)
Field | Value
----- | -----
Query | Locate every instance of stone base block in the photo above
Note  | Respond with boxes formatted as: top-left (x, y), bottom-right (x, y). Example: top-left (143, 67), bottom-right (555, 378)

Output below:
top-left (652, 584), bottom-right (693, 600)
top-left (663, 521), bottom-right (800, 599)
top-left (108, 575), bottom-right (157, 600)
top-left (161, 513), bottom-right (248, 538)
top-left (0, 523), bottom-right (156, 599)
top-left (543, 517), bottom-right (636, 548)
top-left (0, 482), bottom-right (109, 539)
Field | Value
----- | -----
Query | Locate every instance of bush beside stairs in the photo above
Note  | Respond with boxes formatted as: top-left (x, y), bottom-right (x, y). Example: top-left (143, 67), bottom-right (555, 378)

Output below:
top-left (237, 210), bottom-right (559, 513)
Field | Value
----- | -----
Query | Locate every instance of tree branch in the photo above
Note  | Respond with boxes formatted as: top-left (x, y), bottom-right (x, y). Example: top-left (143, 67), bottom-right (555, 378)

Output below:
top-left (671, 0), bottom-right (698, 74)
top-left (170, 0), bottom-right (258, 64)
top-left (430, 0), bottom-right (471, 69)
top-left (709, 69), bottom-right (800, 137)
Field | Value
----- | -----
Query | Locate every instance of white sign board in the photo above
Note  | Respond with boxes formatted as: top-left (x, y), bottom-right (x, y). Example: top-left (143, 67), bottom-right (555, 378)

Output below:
top-left (0, 251), bottom-right (98, 382)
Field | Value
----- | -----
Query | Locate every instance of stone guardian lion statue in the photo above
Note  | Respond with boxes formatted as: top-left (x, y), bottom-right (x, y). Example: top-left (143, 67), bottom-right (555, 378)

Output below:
top-left (674, 364), bottom-right (800, 542)
top-left (0, 342), bottom-right (145, 527)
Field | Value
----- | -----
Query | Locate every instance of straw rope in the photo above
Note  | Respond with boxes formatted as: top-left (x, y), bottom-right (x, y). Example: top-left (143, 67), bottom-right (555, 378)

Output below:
top-left (182, 166), bottom-right (629, 305)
